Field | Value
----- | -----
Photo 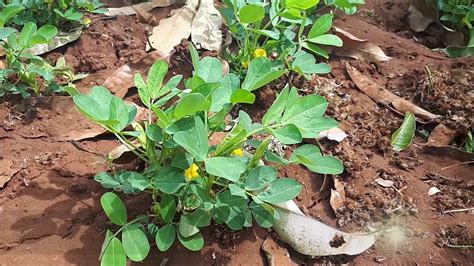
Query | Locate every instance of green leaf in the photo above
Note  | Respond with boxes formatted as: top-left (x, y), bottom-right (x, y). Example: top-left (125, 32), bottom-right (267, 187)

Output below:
top-left (147, 60), bottom-right (168, 98)
top-left (101, 236), bottom-right (126, 266)
top-left (301, 41), bottom-right (329, 59)
top-left (146, 124), bottom-right (163, 142)
top-left (189, 42), bottom-right (200, 72)
top-left (303, 156), bottom-right (344, 174)
top-left (282, 94), bottom-right (326, 123)
top-left (289, 144), bottom-right (343, 174)
top-left (135, 73), bottom-right (150, 107)
top-left (308, 14), bottom-right (333, 38)
top-left (216, 190), bottom-right (248, 207)
top-left (249, 137), bottom-right (271, 168)
top-left (155, 224), bottom-right (176, 251)
top-left (262, 86), bottom-right (289, 126)
top-left (230, 89), bottom-right (256, 104)
top-left (250, 202), bottom-right (279, 228)
top-left (19, 22), bottom-right (36, 47)
top-left (391, 112), bottom-right (416, 152)
top-left (205, 157), bottom-right (246, 182)
top-left (289, 144), bottom-right (321, 163)
top-left (273, 124), bottom-right (302, 144)
top-left (0, 27), bottom-right (16, 40)
top-left (171, 152), bottom-right (193, 170)
top-left (178, 215), bottom-right (199, 237)
top-left (36, 25), bottom-right (58, 40)
top-left (465, 131), bottom-right (473, 153)
top-left (100, 192), bottom-right (127, 226)
top-left (229, 184), bottom-right (247, 198)
top-left (443, 46), bottom-right (474, 58)
top-left (257, 178), bottom-right (302, 203)
top-left (0, 5), bottom-right (25, 27)
top-left (160, 194), bottom-right (176, 222)
top-left (285, 0), bottom-right (320, 10)
top-left (152, 167), bottom-right (186, 194)
top-left (225, 206), bottom-right (247, 230)
top-left (245, 166), bottom-right (278, 190)
top-left (196, 57), bottom-right (223, 83)
top-left (94, 172), bottom-right (121, 189)
top-left (173, 116), bottom-right (209, 161)
top-left (242, 57), bottom-right (285, 91)
top-left (239, 4), bottom-right (265, 23)
top-left (177, 231), bottom-right (204, 251)
top-left (122, 224), bottom-right (150, 262)
top-left (292, 51), bottom-right (331, 75)
top-left (100, 230), bottom-right (114, 259)
top-left (175, 93), bottom-right (211, 119)
top-left (307, 34), bottom-right (343, 47)
top-left (118, 171), bottom-right (150, 192)
top-left (187, 208), bottom-right (212, 227)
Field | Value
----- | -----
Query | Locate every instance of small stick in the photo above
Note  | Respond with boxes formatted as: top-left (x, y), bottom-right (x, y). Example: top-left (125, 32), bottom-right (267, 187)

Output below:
top-left (441, 161), bottom-right (474, 170)
top-left (442, 207), bottom-right (474, 214)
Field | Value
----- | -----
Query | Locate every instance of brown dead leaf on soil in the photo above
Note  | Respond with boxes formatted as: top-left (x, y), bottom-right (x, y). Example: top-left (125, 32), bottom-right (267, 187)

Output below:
top-left (346, 62), bottom-right (440, 121)
top-left (148, 1), bottom-right (198, 54)
top-left (262, 237), bottom-right (292, 266)
top-left (334, 27), bottom-right (392, 62)
top-left (102, 51), bottom-right (170, 98)
top-left (408, 0), bottom-right (439, 32)
top-left (330, 178), bottom-right (346, 213)
top-left (427, 124), bottom-right (458, 147)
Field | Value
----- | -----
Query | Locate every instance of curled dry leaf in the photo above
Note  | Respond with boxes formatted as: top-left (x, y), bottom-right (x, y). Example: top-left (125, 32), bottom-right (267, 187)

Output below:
top-left (191, 0), bottom-right (223, 51)
top-left (108, 141), bottom-right (142, 160)
top-left (408, 0), bottom-right (439, 32)
top-left (318, 127), bottom-right (348, 142)
top-left (262, 237), bottom-right (292, 266)
top-left (102, 51), bottom-right (170, 98)
top-left (330, 178), bottom-right (346, 212)
top-left (427, 124), bottom-right (458, 147)
top-left (273, 200), bottom-right (378, 256)
top-left (375, 178), bottom-right (395, 188)
top-left (346, 62), bottom-right (439, 121)
top-left (148, 1), bottom-right (198, 54)
top-left (428, 186), bottom-right (441, 196)
top-left (333, 27), bottom-right (391, 62)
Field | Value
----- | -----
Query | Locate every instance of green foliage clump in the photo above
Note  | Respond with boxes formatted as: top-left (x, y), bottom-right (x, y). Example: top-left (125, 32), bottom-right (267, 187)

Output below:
top-left (72, 51), bottom-right (343, 264)
top-left (219, 0), bottom-right (364, 77)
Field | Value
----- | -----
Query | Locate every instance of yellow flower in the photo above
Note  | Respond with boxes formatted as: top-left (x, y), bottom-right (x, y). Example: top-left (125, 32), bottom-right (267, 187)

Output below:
top-left (241, 60), bottom-right (249, 69)
top-left (253, 48), bottom-right (267, 58)
top-left (184, 163), bottom-right (199, 181)
top-left (231, 148), bottom-right (244, 157)
top-left (83, 18), bottom-right (92, 25)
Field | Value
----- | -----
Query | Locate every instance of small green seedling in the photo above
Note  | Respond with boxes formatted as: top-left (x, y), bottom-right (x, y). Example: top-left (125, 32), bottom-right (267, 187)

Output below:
top-left (73, 56), bottom-right (344, 265)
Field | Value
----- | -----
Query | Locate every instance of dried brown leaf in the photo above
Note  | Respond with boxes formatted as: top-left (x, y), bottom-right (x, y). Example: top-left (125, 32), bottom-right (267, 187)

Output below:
top-left (346, 62), bottom-right (439, 121)
top-left (408, 0), bottom-right (439, 32)
top-left (427, 124), bottom-right (458, 147)
top-left (191, 0), bottom-right (222, 51)
top-left (102, 51), bottom-right (170, 98)
top-left (330, 178), bottom-right (346, 212)
top-left (334, 27), bottom-right (391, 62)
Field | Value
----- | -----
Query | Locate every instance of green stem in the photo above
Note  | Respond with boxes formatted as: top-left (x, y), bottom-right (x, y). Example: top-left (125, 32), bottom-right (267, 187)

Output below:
top-left (113, 132), bottom-right (150, 164)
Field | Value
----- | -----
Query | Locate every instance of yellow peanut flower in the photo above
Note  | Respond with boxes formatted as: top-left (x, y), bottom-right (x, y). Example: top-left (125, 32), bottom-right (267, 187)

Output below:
top-left (253, 48), bottom-right (267, 58)
top-left (231, 148), bottom-right (244, 157)
top-left (184, 163), bottom-right (199, 181)
top-left (83, 18), bottom-right (92, 25)
top-left (241, 60), bottom-right (249, 69)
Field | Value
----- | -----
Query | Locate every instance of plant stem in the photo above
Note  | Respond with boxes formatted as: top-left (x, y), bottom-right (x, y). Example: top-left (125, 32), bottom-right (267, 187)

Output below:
top-left (113, 132), bottom-right (150, 163)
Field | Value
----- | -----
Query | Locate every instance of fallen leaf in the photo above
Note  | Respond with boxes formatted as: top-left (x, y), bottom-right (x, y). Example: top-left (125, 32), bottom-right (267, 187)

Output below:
top-left (428, 186), bottom-right (441, 196)
top-left (273, 200), bottom-right (378, 256)
top-left (0, 159), bottom-right (20, 188)
top-left (108, 141), bottom-right (142, 160)
top-left (375, 178), bottom-right (395, 188)
top-left (442, 46), bottom-right (474, 59)
top-left (262, 237), bottom-right (292, 266)
top-left (191, 0), bottom-right (222, 51)
top-left (102, 51), bottom-right (170, 98)
top-left (346, 62), bottom-right (439, 121)
top-left (391, 112), bottom-right (416, 152)
top-left (330, 178), bottom-right (346, 212)
top-left (148, 1), bottom-right (198, 54)
top-left (28, 29), bottom-right (83, 55)
top-left (319, 127), bottom-right (348, 142)
top-left (407, 0), bottom-right (439, 32)
top-left (104, 0), bottom-right (182, 16)
top-left (334, 27), bottom-right (391, 62)
top-left (427, 124), bottom-right (458, 147)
